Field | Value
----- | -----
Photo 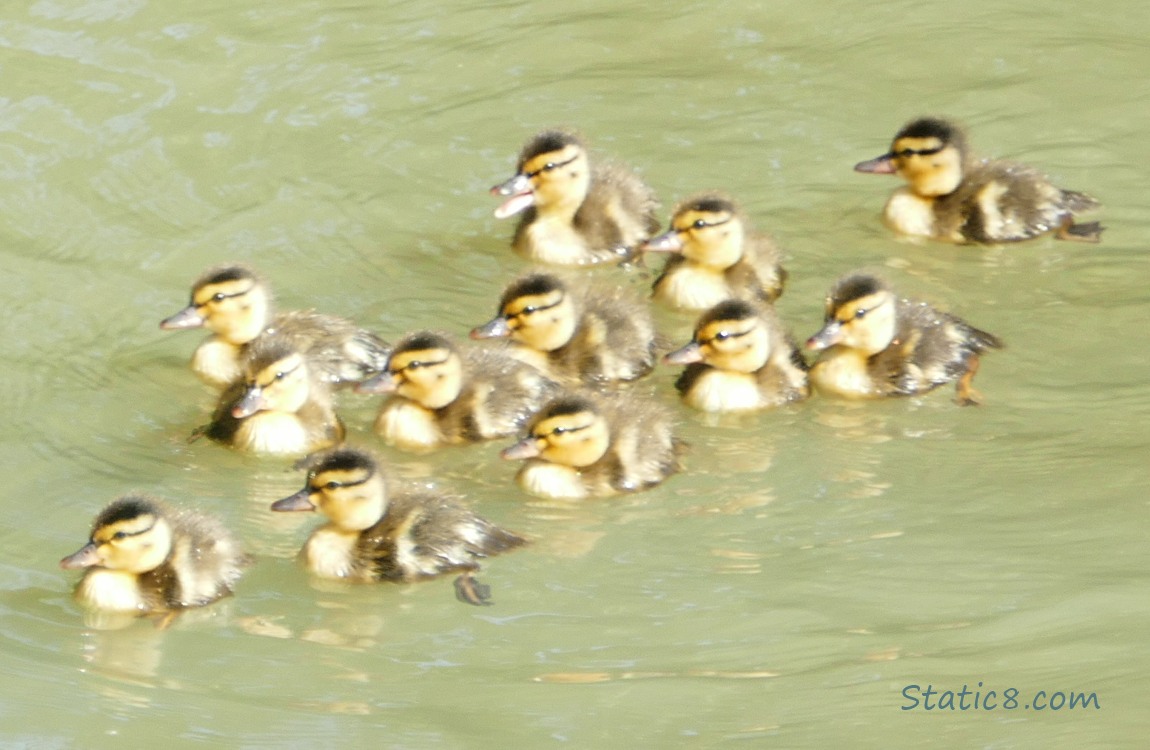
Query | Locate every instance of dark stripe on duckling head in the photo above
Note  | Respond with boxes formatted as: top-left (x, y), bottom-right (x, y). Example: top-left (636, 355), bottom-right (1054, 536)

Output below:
top-left (519, 130), bottom-right (582, 165)
top-left (829, 274), bottom-right (890, 310)
top-left (500, 274), bottom-right (566, 308)
top-left (533, 394), bottom-right (599, 422)
top-left (308, 446), bottom-right (379, 476)
top-left (95, 496), bottom-right (161, 529)
top-left (194, 264), bottom-right (260, 290)
top-left (698, 299), bottom-right (760, 328)
top-left (244, 338), bottom-right (303, 371)
top-left (894, 117), bottom-right (963, 148)
top-left (678, 194), bottom-right (738, 216)
top-left (393, 331), bottom-right (455, 356)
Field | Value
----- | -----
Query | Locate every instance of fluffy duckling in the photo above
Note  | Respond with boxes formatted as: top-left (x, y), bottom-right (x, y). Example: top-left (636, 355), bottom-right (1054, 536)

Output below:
top-left (470, 273), bottom-right (657, 385)
top-left (205, 338), bottom-right (344, 456)
top-left (271, 446), bottom-right (526, 605)
top-left (664, 300), bottom-right (809, 412)
top-left (644, 194), bottom-right (787, 311)
top-left (491, 129), bottom-right (659, 265)
top-left (855, 117), bottom-right (1102, 244)
top-left (160, 265), bottom-right (390, 388)
top-left (60, 496), bottom-right (246, 616)
top-left (357, 331), bottom-right (559, 452)
top-left (805, 274), bottom-right (1003, 405)
top-left (500, 393), bottom-right (681, 500)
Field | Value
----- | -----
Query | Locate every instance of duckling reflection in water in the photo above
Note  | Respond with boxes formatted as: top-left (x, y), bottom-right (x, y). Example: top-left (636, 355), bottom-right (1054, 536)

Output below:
top-left (60, 496), bottom-right (246, 623)
top-left (271, 446), bottom-right (526, 606)
top-left (805, 273), bottom-right (1002, 405)
top-left (855, 117), bottom-right (1102, 244)
top-left (491, 129), bottom-right (659, 265)
top-left (160, 264), bottom-right (390, 389)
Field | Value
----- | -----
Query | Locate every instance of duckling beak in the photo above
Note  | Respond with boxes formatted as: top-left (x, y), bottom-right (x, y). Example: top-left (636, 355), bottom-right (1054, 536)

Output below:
top-left (160, 305), bottom-right (206, 330)
top-left (491, 173), bottom-right (535, 219)
top-left (500, 437), bottom-right (542, 460)
top-left (470, 316), bottom-right (512, 340)
top-left (805, 320), bottom-right (844, 350)
top-left (663, 341), bottom-right (704, 365)
top-left (854, 153), bottom-right (897, 174)
top-left (270, 488), bottom-right (317, 512)
top-left (640, 229), bottom-right (684, 253)
top-left (60, 542), bottom-right (100, 569)
top-left (355, 371), bottom-right (398, 395)
top-left (232, 386), bottom-right (266, 418)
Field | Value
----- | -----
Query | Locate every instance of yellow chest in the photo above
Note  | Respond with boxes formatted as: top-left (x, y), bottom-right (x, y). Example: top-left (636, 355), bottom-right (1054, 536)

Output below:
top-left (304, 527), bottom-right (361, 580)
top-left (192, 338), bottom-right (243, 388)
top-left (683, 370), bottom-right (767, 412)
top-left (376, 400), bottom-right (444, 451)
top-left (234, 413), bottom-right (316, 456)
top-left (517, 461), bottom-right (592, 500)
top-left (883, 189), bottom-right (939, 239)
top-left (654, 266), bottom-right (730, 311)
top-left (75, 569), bottom-right (149, 612)
top-left (810, 350), bottom-right (881, 399)
top-left (519, 217), bottom-right (592, 265)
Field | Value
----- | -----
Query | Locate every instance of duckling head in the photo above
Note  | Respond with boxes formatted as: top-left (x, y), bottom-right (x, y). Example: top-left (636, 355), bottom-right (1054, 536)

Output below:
top-left (358, 332), bottom-right (463, 409)
top-left (271, 446), bottom-right (388, 531)
top-left (470, 274), bottom-right (577, 352)
top-left (160, 265), bottom-right (271, 345)
top-left (806, 274), bottom-right (897, 356)
top-left (60, 496), bottom-right (174, 575)
top-left (664, 299), bottom-right (771, 373)
top-left (855, 117), bottom-right (968, 198)
top-left (501, 395), bottom-right (609, 468)
top-left (491, 130), bottom-right (590, 219)
top-left (232, 340), bottom-right (311, 418)
top-left (643, 194), bottom-right (746, 269)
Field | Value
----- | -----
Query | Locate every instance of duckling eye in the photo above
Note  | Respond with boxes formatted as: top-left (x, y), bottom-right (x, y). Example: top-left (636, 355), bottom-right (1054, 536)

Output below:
top-left (406, 360), bottom-right (425, 370)
top-left (714, 331), bottom-right (731, 342)
top-left (854, 308), bottom-right (868, 320)
top-left (211, 292), bottom-right (226, 302)
top-left (551, 426), bottom-right (568, 435)
top-left (692, 219), bottom-right (708, 229)
top-left (274, 371), bottom-right (287, 380)
top-left (324, 480), bottom-right (342, 490)
top-left (112, 530), bottom-right (128, 541)
top-left (519, 306), bottom-right (537, 316)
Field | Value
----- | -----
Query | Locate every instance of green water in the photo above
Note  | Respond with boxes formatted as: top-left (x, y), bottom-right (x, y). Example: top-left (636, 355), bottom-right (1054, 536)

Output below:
top-left (2, 0), bottom-right (1146, 746)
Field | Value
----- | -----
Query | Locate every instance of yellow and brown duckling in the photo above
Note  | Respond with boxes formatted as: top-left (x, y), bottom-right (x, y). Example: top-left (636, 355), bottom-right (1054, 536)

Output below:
top-left (664, 299), bottom-right (809, 412)
top-left (470, 273), bottom-right (657, 385)
top-left (491, 129), bottom-right (659, 265)
top-left (643, 194), bottom-right (787, 311)
top-left (205, 338), bottom-right (344, 456)
top-left (855, 117), bottom-right (1102, 244)
top-left (500, 393), bottom-right (682, 500)
top-left (60, 496), bottom-right (246, 617)
top-left (271, 446), bottom-right (526, 605)
top-left (356, 331), bottom-right (559, 452)
top-left (805, 273), bottom-right (1003, 405)
top-left (160, 264), bottom-right (390, 389)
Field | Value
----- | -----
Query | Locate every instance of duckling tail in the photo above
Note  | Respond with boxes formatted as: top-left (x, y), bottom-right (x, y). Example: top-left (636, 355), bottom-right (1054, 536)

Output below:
top-left (1058, 220), bottom-right (1104, 243)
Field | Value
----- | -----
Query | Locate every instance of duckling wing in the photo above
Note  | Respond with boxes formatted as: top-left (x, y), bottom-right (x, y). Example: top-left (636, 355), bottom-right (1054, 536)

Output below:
top-left (166, 510), bottom-right (247, 607)
top-left (574, 162), bottom-right (659, 258)
top-left (576, 287), bottom-right (657, 383)
top-left (884, 300), bottom-right (1001, 393)
top-left (267, 311), bottom-right (391, 386)
top-left (452, 349), bottom-right (561, 440)
top-left (735, 234), bottom-right (787, 302)
top-left (949, 161), bottom-right (1095, 243)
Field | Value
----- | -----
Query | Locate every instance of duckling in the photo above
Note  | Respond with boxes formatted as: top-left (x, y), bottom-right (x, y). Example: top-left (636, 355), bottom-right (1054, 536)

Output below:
top-left (855, 117), bottom-right (1102, 244)
top-left (60, 496), bottom-right (246, 616)
top-left (160, 264), bottom-right (390, 388)
top-left (805, 273), bottom-right (1003, 405)
top-left (205, 338), bottom-right (344, 456)
top-left (491, 129), bottom-right (659, 265)
top-left (644, 194), bottom-right (787, 311)
top-left (500, 393), bottom-right (681, 500)
top-left (470, 273), bottom-right (657, 385)
top-left (271, 446), bottom-right (526, 605)
top-left (356, 331), bottom-right (559, 452)
top-left (664, 299), bottom-right (809, 412)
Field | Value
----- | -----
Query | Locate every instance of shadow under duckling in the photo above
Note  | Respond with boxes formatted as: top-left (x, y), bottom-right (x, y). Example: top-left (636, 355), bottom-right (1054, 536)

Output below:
top-left (271, 446), bottom-right (526, 606)
top-left (205, 338), bottom-right (344, 456)
top-left (855, 116), bottom-right (1102, 244)
top-left (805, 273), bottom-right (1003, 405)
top-left (664, 299), bottom-right (809, 412)
top-left (644, 194), bottom-right (787, 311)
top-left (160, 264), bottom-right (390, 389)
top-left (470, 272), bottom-right (657, 386)
top-left (500, 392), bottom-right (682, 500)
top-left (491, 129), bottom-right (659, 265)
top-left (357, 331), bottom-right (560, 452)
top-left (60, 496), bottom-right (246, 620)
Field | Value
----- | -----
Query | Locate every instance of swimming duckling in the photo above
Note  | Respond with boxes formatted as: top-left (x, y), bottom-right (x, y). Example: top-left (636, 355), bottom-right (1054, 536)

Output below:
top-left (357, 331), bottom-right (559, 452)
top-left (205, 338), bottom-right (344, 456)
top-left (500, 393), bottom-right (681, 500)
top-left (855, 117), bottom-right (1102, 243)
top-left (644, 194), bottom-right (787, 311)
top-left (60, 496), bottom-right (246, 616)
top-left (664, 299), bottom-right (809, 412)
top-left (160, 265), bottom-right (390, 388)
top-left (805, 273), bottom-right (1003, 405)
top-left (271, 446), bottom-right (526, 605)
top-left (470, 273), bottom-right (657, 385)
top-left (491, 129), bottom-right (659, 265)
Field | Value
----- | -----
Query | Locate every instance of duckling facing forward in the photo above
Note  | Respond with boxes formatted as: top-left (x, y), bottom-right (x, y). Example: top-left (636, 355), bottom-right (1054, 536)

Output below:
top-left (60, 496), bottom-right (246, 616)
top-left (500, 393), bottom-right (682, 500)
top-left (470, 273), bottom-right (657, 385)
top-left (664, 300), bottom-right (809, 412)
top-left (855, 117), bottom-right (1102, 244)
top-left (357, 331), bottom-right (559, 452)
top-left (644, 194), bottom-right (787, 311)
top-left (805, 274), bottom-right (1003, 405)
top-left (205, 338), bottom-right (344, 456)
top-left (271, 446), bottom-right (526, 605)
top-left (491, 130), bottom-right (659, 265)
top-left (160, 265), bottom-right (390, 388)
